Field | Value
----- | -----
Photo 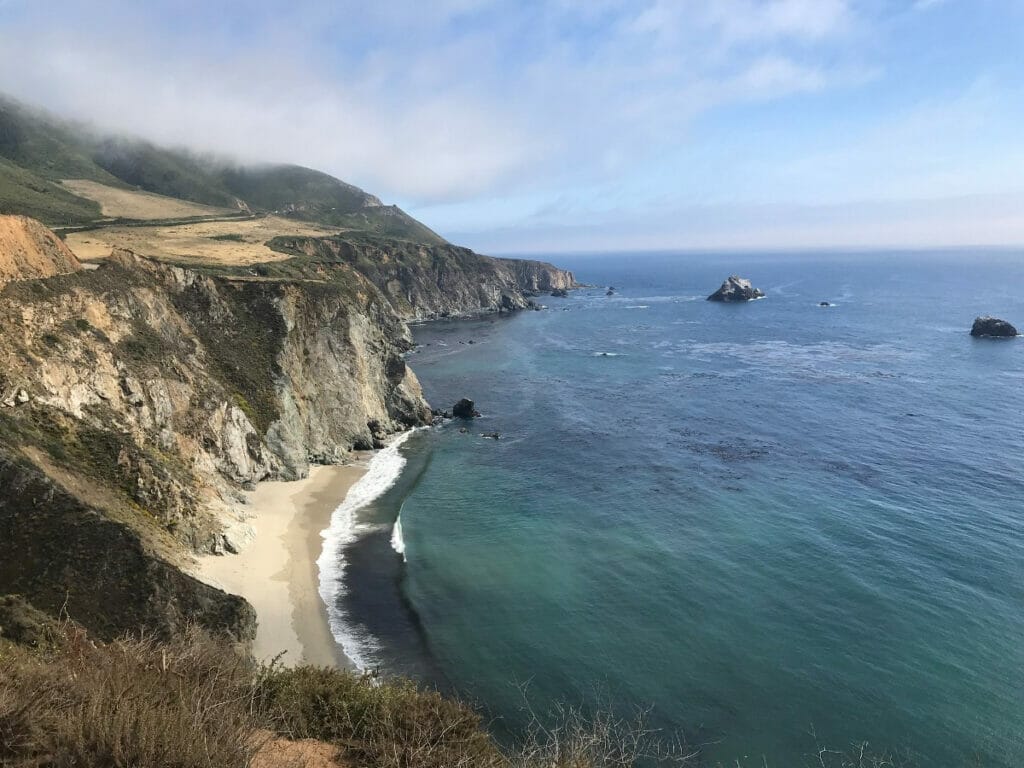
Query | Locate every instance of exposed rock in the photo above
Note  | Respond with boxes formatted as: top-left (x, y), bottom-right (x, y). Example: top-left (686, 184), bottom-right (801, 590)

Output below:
top-left (605, 289), bottom-right (614, 296)
top-left (266, 235), bottom-right (576, 320)
top-left (0, 217), bottom-right (575, 644)
top-left (452, 398), bottom-right (480, 418)
top-left (220, 520), bottom-right (256, 555)
top-left (481, 432), bottom-right (500, 440)
top-left (0, 243), bottom-right (431, 638)
top-left (819, 301), bottom-right (832, 307)
top-left (971, 316), bottom-right (1018, 338)
top-left (0, 453), bottom-right (255, 642)
top-left (707, 275), bottom-right (765, 302)
top-left (551, 288), bottom-right (568, 298)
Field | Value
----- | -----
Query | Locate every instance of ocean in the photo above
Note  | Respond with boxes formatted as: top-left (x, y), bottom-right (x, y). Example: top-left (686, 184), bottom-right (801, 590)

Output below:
top-left (321, 250), bottom-right (1024, 766)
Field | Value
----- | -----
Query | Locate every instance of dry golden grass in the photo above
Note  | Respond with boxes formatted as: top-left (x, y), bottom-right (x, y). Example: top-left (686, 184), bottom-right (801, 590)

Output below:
top-left (64, 214), bottom-right (340, 266)
top-left (61, 179), bottom-right (233, 220)
top-left (0, 626), bottom-right (259, 768)
top-left (0, 620), bottom-right (917, 768)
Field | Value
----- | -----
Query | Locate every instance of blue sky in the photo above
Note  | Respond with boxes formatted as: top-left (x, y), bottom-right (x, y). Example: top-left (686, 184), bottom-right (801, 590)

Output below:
top-left (0, 0), bottom-right (1022, 252)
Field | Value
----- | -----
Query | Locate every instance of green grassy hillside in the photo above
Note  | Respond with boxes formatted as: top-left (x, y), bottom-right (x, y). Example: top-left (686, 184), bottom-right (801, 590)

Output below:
top-left (0, 96), bottom-right (444, 243)
top-left (0, 157), bottom-right (101, 224)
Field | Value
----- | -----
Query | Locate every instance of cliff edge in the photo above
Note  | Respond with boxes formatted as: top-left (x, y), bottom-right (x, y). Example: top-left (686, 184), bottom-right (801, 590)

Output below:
top-left (0, 217), bottom-right (573, 642)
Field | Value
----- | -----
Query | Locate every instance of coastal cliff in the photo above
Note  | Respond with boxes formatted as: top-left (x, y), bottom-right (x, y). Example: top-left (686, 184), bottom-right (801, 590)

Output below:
top-left (268, 234), bottom-right (576, 319)
top-left (0, 216), bottom-right (572, 641)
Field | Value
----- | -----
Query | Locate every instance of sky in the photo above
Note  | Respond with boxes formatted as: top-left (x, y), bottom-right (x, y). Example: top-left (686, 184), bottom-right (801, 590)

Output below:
top-left (0, 0), bottom-right (1022, 253)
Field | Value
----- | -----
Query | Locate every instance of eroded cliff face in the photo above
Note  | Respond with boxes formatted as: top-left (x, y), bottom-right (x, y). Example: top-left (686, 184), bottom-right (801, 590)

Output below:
top-left (0, 215), bottom-right (82, 285)
top-left (0, 248), bottom-right (430, 639)
top-left (267, 235), bottom-right (577, 319)
top-left (0, 453), bottom-right (255, 643)
top-left (0, 220), bottom-right (574, 641)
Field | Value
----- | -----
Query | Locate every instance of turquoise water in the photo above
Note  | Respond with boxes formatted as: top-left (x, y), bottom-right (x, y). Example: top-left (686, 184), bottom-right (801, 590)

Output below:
top-left (334, 251), bottom-right (1024, 766)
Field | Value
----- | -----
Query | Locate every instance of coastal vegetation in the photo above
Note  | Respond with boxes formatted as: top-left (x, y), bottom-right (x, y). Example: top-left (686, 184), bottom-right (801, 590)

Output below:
top-left (0, 96), bottom-right (443, 244)
top-left (0, 607), bottom-right (914, 768)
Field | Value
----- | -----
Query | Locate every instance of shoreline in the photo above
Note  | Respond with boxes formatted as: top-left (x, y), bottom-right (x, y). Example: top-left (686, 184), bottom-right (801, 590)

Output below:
top-left (193, 461), bottom-right (369, 668)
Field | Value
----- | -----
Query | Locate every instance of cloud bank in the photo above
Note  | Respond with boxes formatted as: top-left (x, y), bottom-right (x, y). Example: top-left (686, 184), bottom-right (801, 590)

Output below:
top-left (1, 0), bottom-right (1023, 251)
top-left (0, 0), bottom-right (858, 202)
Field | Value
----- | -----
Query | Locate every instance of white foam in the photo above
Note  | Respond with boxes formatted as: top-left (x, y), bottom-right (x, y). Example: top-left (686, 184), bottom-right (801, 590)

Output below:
top-left (390, 512), bottom-right (406, 561)
top-left (316, 429), bottom-right (417, 671)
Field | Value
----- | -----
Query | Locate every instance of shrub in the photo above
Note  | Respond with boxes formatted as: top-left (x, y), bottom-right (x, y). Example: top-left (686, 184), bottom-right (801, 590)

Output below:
top-left (257, 664), bottom-right (504, 768)
top-left (0, 623), bottom-right (922, 768)
top-left (0, 626), bottom-right (260, 768)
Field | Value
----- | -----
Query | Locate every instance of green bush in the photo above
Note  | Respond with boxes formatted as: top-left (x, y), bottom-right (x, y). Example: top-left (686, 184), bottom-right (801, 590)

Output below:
top-left (257, 664), bottom-right (503, 768)
top-left (0, 621), bottom-right (927, 768)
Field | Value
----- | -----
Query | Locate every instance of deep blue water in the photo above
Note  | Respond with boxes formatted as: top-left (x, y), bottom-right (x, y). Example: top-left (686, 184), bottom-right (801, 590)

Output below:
top-left (334, 251), bottom-right (1024, 766)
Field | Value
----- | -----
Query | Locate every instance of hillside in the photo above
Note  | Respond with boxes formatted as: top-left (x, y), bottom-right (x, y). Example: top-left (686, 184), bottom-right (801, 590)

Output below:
top-left (0, 214), bottom-right (82, 284)
top-left (0, 97), bottom-right (583, 767)
top-left (0, 212), bottom-right (573, 642)
top-left (0, 96), bottom-right (444, 244)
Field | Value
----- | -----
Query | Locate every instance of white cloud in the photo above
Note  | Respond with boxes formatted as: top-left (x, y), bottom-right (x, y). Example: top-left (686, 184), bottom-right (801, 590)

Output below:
top-left (0, 0), bottom-right (862, 205)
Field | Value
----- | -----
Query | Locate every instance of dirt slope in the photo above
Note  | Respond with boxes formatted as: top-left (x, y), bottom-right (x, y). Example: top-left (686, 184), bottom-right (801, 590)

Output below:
top-left (0, 214), bottom-right (82, 284)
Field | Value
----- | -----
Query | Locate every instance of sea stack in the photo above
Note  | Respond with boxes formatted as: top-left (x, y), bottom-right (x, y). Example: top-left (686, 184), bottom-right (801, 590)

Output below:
top-left (707, 275), bottom-right (765, 302)
top-left (452, 398), bottom-right (481, 418)
top-left (970, 316), bottom-right (1019, 338)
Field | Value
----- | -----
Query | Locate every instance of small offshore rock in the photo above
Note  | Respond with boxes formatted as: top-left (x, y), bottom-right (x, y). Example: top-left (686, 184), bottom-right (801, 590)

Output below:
top-left (707, 275), bottom-right (765, 302)
top-left (819, 301), bottom-right (832, 307)
top-left (452, 398), bottom-right (481, 418)
top-left (550, 288), bottom-right (569, 298)
top-left (970, 316), bottom-right (1018, 338)
top-left (459, 427), bottom-right (468, 434)
top-left (481, 432), bottom-right (501, 440)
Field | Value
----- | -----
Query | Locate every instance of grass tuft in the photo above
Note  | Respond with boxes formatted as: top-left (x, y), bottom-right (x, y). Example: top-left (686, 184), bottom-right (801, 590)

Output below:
top-left (0, 617), bottom-right (932, 768)
top-left (0, 625), bottom-right (258, 768)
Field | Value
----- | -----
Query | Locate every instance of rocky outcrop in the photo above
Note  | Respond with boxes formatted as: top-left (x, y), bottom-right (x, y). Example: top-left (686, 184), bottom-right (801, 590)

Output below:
top-left (267, 235), bottom-right (576, 319)
top-left (0, 242), bottom-right (433, 638)
top-left (0, 214), bottom-right (82, 285)
top-left (707, 275), bottom-right (764, 302)
top-left (452, 398), bottom-right (480, 418)
top-left (970, 316), bottom-right (1018, 338)
top-left (0, 453), bottom-right (255, 642)
top-left (0, 217), bottom-right (573, 642)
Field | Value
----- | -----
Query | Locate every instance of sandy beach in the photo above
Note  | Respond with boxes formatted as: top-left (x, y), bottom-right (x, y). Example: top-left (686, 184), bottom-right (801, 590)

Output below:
top-left (194, 462), bottom-right (368, 668)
